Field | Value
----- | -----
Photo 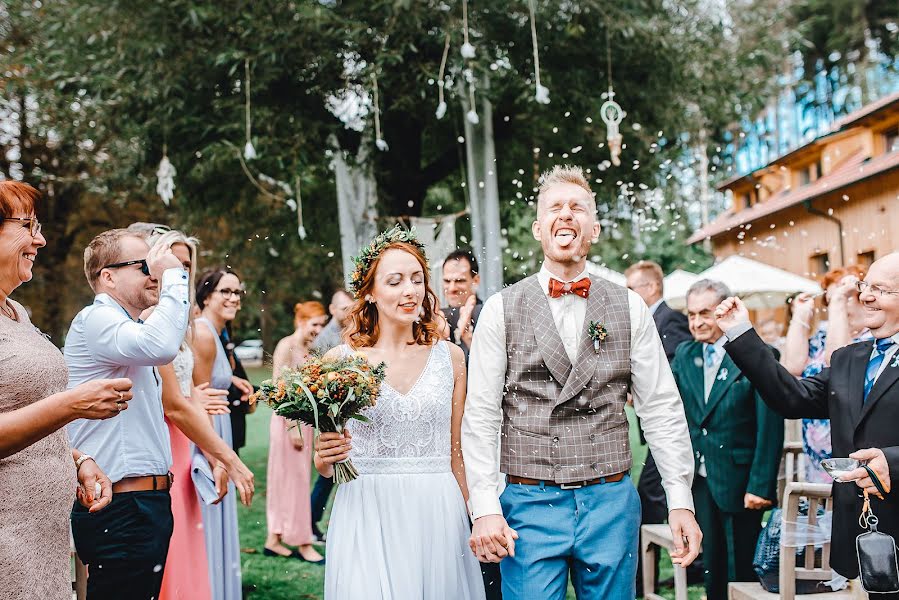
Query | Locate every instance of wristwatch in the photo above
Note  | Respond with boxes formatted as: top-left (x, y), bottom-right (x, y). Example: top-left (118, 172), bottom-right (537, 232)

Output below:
top-left (74, 454), bottom-right (95, 472)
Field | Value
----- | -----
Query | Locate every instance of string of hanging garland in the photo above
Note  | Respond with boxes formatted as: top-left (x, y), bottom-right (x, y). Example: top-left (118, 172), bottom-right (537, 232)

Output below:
top-left (372, 72), bottom-right (388, 151)
top-left (156, 144), bottom-right (176, 206)
top-left (243, 58), bottom-right (257, 160)
top-left (460, 0), bottom-right (479, 124)
top-left (600, 27), bottom-right (624, 166)
top-left (528, 0), bottom-right (550, 105)
top-left (436, 32), bottom-right (450, 120)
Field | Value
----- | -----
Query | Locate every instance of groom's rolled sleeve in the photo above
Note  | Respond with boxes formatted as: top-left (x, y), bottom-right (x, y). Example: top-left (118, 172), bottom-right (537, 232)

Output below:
top-left (628, 291), bottom-right (695, 513)
top-left (462, 293), bottom-right (506, 520)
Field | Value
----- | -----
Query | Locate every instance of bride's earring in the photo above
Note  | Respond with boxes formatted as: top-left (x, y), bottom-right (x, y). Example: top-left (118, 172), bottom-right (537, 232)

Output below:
top-left (365, 295), bottom-right (375, 304)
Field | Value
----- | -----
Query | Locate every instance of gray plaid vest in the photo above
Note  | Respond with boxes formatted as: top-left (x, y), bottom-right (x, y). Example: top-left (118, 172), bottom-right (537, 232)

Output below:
top-left (500, 274), bottom-right (632, 482)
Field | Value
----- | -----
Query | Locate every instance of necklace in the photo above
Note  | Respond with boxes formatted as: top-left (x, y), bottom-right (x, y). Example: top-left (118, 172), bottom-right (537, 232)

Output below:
top-left (0, 300), bottom-right (16, 321)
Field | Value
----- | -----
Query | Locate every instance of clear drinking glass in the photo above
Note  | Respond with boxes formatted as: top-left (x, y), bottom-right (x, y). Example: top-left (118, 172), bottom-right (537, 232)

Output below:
top-left (820, 458), bottom-right (861, 482)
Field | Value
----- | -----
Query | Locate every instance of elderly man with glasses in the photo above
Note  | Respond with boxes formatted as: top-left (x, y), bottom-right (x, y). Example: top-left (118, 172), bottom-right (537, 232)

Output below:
top-left (715, 252), bottom-right (899, 593)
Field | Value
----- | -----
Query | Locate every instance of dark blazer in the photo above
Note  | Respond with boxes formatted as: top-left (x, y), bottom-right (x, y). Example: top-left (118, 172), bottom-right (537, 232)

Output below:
top-left (653, 301), bottom-right (692, 361)
top-left (726, 329), bottom-right (899, 578)
top-left (442, 300), bottom-right (483, 362)
top-left (672, 340), bottom-right (784, 513)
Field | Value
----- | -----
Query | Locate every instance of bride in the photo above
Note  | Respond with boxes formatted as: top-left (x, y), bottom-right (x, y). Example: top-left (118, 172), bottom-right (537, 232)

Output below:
top-left (315, 227), bottom-right (485, 600)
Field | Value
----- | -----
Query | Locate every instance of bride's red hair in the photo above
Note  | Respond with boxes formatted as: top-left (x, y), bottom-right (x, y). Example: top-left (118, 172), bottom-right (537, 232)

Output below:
top-left (345, 241), bottom-right (442, 348)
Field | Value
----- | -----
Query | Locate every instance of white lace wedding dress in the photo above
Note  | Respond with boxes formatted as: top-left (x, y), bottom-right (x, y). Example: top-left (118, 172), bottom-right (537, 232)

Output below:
top-left (324, 341), bottom-right (485, 600)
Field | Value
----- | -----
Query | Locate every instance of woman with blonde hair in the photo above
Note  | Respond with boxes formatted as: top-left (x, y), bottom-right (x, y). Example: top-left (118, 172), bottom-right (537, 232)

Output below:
top-left (264, 301), bottom-right (328, 563)
top-left (315, 226), bottom-right (485, 599)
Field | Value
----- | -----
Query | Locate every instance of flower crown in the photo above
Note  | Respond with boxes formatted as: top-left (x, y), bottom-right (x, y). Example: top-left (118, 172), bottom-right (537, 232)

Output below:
top-left (350, 225), bottom-right (429, 298)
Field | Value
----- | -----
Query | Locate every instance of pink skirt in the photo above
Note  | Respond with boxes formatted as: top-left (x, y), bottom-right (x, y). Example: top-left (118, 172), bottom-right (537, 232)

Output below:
top-left (160, 419), bottom-right (212, 600)
top-left (266, 414), bottom-right (314, 545)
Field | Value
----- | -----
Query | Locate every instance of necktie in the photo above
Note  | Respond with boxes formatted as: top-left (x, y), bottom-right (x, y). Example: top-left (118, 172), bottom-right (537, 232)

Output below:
top-left (548, 277), bottom-right (591, 299)
top-left (704, 344), bottom-right (717, 369)
top-left (864, 338), bottom-right (895, 402)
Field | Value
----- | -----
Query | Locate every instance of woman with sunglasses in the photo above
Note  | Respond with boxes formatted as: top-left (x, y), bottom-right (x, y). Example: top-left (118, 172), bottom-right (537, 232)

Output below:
top-left (193, 269), bottom-right (253, 600)
top-left (0, 181), bottom-right (133, 600)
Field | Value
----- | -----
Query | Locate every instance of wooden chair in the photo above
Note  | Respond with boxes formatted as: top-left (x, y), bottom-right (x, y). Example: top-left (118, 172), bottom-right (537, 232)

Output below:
top-left (640, 523), bottom-right (694, 600)
top-left (728, 482), bottom-right (852, 600)
top-left (779, 441), bottom-right (806, 504)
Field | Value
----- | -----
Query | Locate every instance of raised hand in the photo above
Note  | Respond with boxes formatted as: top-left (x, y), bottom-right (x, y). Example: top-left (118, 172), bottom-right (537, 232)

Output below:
top-left (714, 296), bottom-right (750, 332)
top-left (146, 244), bottom-right (183, 280)
top-left (67, 378), bottom-right (133, 419)
top-left (470, 514), bottom-right (519, 563)
top-left (789, 293), bottom-right (815, 325)
top-left (457, 294), bottom-right (477, 348)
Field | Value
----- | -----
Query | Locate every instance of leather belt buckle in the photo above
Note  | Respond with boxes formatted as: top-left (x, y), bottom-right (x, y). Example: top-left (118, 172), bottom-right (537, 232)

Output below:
top-left (560, 481), bottom-right (585, 490)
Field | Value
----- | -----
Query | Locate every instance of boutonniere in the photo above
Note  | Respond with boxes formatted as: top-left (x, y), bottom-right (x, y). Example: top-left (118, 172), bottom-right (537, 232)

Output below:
top-left (891, 354), bottom-right (899, 369)
top-left (588, 321), bottom-right (608, 353)
top-left (717, 368), bottom-right (729, 382)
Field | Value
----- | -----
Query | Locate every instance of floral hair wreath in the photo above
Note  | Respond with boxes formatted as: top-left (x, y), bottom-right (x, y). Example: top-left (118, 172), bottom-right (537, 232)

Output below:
top-left (350, 224), bottom-right (429, 298)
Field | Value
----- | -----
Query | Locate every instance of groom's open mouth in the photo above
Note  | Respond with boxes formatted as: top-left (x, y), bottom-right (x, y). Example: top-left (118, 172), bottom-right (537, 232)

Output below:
top-left (553, 227), bottom-right (578, 248)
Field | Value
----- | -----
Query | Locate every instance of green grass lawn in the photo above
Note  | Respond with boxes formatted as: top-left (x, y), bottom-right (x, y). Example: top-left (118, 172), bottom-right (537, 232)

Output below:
top-left (239, 367), bottom-right (703, 599)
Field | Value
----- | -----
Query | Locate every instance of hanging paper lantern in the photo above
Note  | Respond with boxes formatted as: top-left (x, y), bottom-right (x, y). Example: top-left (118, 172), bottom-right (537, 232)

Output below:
top-left (156, 154), bottom-right (176, 206)
top-left (461, 42), bottom-right (476, 59)
top-left (243, 141), bottom-right (257, 161)
top-left (535, 84), bottom-right (550, 105)
top-left (435, 100), bottom-right (447, 120)
top-left (466, 110), bottom-right (480, 125)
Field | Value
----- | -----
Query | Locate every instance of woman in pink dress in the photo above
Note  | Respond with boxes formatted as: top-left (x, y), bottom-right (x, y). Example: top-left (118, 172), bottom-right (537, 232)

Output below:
top-left (264, 301), bottom-right (329, 563)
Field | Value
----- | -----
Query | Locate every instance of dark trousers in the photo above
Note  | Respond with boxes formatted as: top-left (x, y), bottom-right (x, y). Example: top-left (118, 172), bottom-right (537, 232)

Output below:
top-left (71, 490), bottom-right (174, 600)
top-left (692, 476), bottom-right (762, 600)
top-left (310, 473), bottom-right (334, 534)
top-left (481, 560), bottom-right (503, 600)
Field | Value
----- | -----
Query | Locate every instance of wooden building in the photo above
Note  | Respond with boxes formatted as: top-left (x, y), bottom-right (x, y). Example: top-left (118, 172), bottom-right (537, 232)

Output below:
top-left (688, 91), bottom-right (899, 279)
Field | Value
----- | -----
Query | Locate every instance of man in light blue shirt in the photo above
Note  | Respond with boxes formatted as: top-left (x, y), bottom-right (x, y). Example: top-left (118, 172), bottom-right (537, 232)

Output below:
top-left (66, 228), bottom-right (253, 600)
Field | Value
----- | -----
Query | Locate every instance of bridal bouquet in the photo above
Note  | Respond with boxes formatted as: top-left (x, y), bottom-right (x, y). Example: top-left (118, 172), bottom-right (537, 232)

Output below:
top-left (251, 352), bottom-right (386, 483)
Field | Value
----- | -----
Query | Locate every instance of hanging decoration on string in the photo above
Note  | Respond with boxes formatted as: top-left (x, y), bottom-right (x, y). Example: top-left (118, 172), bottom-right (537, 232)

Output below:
top-left (372, 72), bottom-right (388, 151)
top-left (461, 0), bottom-right (475, 59)
top-left (600, 27), bottom-right (624, 166)
top-left (460, 0), bottom-right (479, 124)
top-left (243, 59), bottom-right (257, 160)
top-left (156, 144), bottom-right (176, 206)
top-left (294, 175), bottom-right (307, 239)
top-left (435, 32), bottom-right (450, 120)
top-left (528, 0), bottom-right (550, 105)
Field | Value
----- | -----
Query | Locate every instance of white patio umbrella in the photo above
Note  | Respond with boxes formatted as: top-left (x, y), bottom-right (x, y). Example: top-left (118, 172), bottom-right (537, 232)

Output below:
top-left (693, 255), bottom-right (822, 310)
top-left (663, 269), bottom-right (701, 310)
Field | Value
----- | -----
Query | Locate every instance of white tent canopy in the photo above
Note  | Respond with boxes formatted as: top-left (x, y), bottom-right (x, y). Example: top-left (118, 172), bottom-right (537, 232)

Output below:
top-left (670, 255), bottom-right (822, 310)
top-left (663, 269), bottom-right (701, 310)
top-left (586, 262), bottom-right (626, 287)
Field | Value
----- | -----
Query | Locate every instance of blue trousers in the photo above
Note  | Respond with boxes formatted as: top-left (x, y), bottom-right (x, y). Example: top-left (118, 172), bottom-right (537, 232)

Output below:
top-left (499, 476), bottom-right (641, 600)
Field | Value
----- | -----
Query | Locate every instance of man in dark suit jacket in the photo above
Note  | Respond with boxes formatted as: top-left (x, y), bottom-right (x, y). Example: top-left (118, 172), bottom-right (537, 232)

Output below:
top-left (716, 253), bottom-right (899, 586)
top-left (441, 249), bottom-right (482, 362)
top-left (675, 279), bottom-right (783, 600)
top-left (626, 261), bottom-right (695, 592)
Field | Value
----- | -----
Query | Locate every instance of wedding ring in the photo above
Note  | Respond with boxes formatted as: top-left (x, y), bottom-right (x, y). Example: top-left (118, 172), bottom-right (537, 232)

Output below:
top-left (115, 400), bottom-right (123, 412)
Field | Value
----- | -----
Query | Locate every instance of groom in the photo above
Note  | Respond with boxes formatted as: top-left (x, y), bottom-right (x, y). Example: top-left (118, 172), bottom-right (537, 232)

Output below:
top-left (462, 165), bottom-right (701, 599)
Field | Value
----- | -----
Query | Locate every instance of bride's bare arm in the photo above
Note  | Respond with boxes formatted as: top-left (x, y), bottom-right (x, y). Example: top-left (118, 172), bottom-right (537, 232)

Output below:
top-left (448, 342), bottom-right (470, 503)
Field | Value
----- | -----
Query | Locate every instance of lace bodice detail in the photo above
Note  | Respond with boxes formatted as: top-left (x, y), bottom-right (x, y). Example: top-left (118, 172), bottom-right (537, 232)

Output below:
top-left (343, 342), bottom-right (454, 474)
top-left (173, 346), bottom-right (194, 397)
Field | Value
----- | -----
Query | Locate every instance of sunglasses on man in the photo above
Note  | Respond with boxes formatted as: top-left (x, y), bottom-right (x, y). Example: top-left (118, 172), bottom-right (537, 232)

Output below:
top-left (97, 259), bottom-right (150, 277)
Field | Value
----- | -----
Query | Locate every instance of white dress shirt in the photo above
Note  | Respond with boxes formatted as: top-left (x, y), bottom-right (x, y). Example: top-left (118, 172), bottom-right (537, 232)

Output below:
top-left (648, 298), bottom-right (664, 315)
top-left (702, 336), bottom-right (728, 402)
top-left (463, 262), bottom-right (695, 519)
top-left (66, 268), bottom-right (190, 483)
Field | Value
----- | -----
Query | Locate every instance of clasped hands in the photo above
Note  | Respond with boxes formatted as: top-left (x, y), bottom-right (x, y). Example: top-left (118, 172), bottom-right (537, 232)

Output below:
top-left (469, 509), bottom-right (702, 567)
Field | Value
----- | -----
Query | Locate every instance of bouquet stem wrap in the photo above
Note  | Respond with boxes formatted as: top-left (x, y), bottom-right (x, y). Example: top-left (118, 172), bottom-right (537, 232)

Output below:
top-left (251, 352), bottom-right (386, 484)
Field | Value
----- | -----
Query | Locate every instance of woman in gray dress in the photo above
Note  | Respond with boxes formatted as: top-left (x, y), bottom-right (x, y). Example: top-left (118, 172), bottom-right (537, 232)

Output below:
top-left (193, 268), bottom-right (253, 600)
top-left (0, 181), bottom-right (133, 599)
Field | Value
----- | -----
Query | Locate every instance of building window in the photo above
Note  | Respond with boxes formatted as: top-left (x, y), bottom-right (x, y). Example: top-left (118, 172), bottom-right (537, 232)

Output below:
top-left (809, 252), bottom-right (830, 278)
top-left (798, 168), bottom-right (811, 186)
top-left (886, 126), bottom-right (899, 154)
top-left (857, 250), bottom-right (876, 269)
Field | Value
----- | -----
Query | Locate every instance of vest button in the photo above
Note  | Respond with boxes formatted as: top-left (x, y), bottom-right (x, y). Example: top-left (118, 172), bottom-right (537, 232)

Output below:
top-left (553, 464), bottom-right (562, 471)
top-left (702, 428), bottom-right (708, 436)
top-left (589, 433), bottom-right (596, 441)
top-left (552, 436), bottom-right (559, 444)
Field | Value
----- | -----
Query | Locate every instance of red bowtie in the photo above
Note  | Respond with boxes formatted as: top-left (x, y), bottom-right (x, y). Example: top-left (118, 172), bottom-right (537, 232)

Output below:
top-left (548, 277), bottom-right (591, 299)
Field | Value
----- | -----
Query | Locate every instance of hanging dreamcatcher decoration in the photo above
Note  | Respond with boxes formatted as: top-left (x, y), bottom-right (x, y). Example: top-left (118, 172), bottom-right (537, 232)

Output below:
top-left (435, 32), bottom-right (450, 120)
top-left (600, 27), bottom-right (624, 166)
top-left (372, 72), bottom-right (388, 151)
top-left (156, 144), bottom-right (176, 206)
top-left (527, 0), bottom-right (550, 104)
top-left (243, 59), bottom-right (257, 160)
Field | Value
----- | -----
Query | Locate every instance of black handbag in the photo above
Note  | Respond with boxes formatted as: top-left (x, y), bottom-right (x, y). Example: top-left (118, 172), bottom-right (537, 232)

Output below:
top-left (856, 467), bottom-right (899, 594)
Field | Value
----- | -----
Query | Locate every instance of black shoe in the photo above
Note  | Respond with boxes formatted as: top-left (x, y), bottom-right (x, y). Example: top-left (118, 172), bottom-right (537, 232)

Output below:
top-left (263, 547), bottom-right (294, 559)
top-left (295, 550), bottom-right (325, 565)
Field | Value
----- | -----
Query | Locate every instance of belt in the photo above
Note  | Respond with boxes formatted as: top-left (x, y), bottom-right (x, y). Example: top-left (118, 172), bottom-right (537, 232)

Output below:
top-left (112, 473), bottom-right (174, 494)
top-left (507, 472), bottom-right (625, 489)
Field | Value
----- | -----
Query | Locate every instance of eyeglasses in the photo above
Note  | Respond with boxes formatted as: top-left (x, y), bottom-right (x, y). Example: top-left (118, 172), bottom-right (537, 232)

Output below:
top-left (856, 280), bottom-right (899, 297)
top-left (216, 288), bottom-right (245, 299)
top-left (99, 259), bottom-right (150, 277)
top-left (4, 217), bottom-right (42, 237)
